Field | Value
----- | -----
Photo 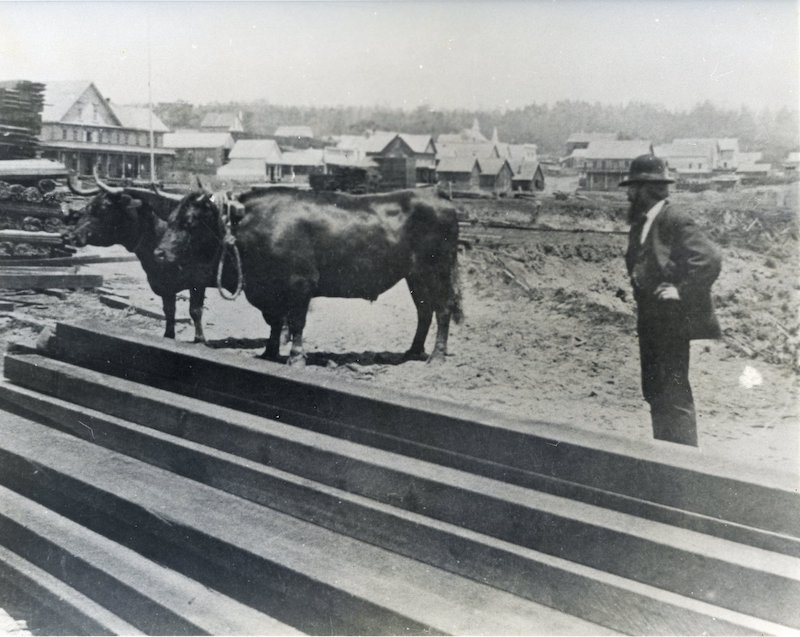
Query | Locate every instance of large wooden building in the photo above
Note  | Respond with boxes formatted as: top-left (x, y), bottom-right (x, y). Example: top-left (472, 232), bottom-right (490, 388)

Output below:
top-left (583, 140), bottom-right (653, 191)
top-left (163, 131), bottom-right (235, 179)
top-left (36, 81), bottom-right (173, 180)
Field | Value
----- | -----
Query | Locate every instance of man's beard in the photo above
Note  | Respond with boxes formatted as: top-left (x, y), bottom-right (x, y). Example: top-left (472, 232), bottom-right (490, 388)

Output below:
top-left (627, 203), bottom-right (647, 225)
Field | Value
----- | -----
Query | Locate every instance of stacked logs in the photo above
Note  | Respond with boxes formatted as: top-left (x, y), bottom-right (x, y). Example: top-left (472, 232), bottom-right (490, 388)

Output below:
top-left (0, 180), bottom-right (74, 259)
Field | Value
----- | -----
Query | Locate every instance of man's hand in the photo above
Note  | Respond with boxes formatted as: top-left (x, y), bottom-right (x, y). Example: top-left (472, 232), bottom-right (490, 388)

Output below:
top-left (654, 283), bottom-right (680, 301)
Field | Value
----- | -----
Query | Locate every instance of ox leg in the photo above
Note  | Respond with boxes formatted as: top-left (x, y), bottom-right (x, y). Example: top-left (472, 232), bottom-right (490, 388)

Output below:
top-left (428, 308), bottom-right (452, 363)
top-left (161, 295), bottom-right (176, 339)
top-left (260, 311), bottom-right (284, 361)
top-left (404, 278), bottom-right (432, 361)
top-left (189, 287), bottom-right (206, 343)
top-left (286, 300), bottom-right (310, 367)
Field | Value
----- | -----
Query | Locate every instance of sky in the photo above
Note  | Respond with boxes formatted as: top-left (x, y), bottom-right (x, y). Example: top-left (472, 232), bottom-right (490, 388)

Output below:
top-left (1, 0), bottom-right (798, 113)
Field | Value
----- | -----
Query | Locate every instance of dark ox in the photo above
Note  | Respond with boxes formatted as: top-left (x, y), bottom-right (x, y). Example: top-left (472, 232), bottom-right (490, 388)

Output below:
top-left (67, 171), bottom-right (217, 342)
top-left (154, 188), bottom-right (463, 365)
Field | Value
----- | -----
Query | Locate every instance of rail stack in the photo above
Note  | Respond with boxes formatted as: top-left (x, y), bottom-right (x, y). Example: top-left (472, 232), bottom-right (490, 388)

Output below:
top-left (0, 319), bottom-right (797, 635)
top-left (0, 81), bottom-right (45, 160)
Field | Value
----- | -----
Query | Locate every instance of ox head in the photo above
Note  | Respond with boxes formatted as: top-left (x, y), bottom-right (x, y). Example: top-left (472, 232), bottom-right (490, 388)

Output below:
top-left (153, 184), bottom-right (223, 267)
top-left (66, 166), bottom-right (182, 249)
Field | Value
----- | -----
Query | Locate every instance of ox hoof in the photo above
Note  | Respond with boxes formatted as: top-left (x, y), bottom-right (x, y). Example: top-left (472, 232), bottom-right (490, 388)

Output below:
top-left (426, 350), bottom-right (448, 364)
top-left (403, 350), bottom-right (428, 362)
top-left (193, 337), bottom-right (207, 345)
top-left (287, 353), bottom-right (307, 368)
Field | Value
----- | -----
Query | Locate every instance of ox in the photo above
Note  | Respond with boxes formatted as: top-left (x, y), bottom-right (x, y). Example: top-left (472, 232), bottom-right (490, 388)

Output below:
top-left (154, 187), bottom-right (463, 365)
top-left (67, 170), bottom-right (219, 342)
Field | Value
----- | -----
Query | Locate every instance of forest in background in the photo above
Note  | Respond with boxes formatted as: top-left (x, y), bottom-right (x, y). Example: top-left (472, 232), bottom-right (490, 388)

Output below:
top-left (154, 99), bottom-right (799, 162)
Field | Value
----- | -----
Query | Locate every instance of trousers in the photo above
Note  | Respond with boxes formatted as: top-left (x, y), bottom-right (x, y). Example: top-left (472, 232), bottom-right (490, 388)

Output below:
top-left (636, 299), bottom-right (698, 446)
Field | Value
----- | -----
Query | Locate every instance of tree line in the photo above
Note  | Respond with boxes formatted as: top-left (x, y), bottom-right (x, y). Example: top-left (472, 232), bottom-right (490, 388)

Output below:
top-left (155, 99), bottom-right (799, 162)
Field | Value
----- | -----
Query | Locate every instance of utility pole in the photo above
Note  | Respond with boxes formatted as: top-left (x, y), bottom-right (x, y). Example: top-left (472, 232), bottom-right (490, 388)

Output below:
top-left (147, 12), bottom-right (156, 181)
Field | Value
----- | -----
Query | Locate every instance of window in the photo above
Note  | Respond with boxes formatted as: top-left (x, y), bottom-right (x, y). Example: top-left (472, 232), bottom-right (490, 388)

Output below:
top-left (62, 127), bottom-right (67, 140)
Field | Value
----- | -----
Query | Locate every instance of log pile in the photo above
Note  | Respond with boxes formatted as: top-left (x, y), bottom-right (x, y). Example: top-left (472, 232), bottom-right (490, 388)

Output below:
top-left (0, 179), bottom-right (75, 259)
top-left (0, 81), bottom-right (45, 160)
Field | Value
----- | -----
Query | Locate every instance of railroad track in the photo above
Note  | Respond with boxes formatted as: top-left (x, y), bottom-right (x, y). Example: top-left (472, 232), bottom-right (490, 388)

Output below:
top-left (0, 320), bottom-right (798, 635)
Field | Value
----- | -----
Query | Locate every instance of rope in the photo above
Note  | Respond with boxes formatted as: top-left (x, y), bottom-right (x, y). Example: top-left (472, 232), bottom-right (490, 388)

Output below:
top-left (213, 192), bottom-right (244, 300)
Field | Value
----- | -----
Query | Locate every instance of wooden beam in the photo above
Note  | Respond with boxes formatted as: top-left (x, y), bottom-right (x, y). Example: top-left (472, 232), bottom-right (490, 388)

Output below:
top-left (0, 272), bottom-right (103, 290)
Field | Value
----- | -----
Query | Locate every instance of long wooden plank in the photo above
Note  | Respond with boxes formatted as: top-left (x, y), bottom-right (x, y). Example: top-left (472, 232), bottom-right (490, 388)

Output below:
top-left (0, 273), bottom-right (102, 289)
top-left (0, 545), bottom-right (142, 636)
top-left (4, 353), bottom-right (800, 629)
top-left (0, 254), bottom-right (136, 267)
top-left (0, 412), bottom-right (608, 636)
top-left (0, 484), bottom-right (299, 636)
top-left (47, 319), bottom-right (800, 536)
top-left (0, 376), bottom-right (793, 636)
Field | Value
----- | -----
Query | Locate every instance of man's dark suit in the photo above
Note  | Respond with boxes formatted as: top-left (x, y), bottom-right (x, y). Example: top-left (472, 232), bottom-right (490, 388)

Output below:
top-left (625, 200), bottom-right (722, 445)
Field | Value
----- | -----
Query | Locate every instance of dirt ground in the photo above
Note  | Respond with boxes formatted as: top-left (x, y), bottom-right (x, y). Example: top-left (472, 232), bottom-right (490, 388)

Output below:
top-left (0, 183), bottom-right (797, 483)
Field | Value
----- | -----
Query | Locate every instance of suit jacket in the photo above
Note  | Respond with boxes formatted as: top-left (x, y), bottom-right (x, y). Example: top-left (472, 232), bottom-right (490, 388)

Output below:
top-left (625, 201), bottom-right (722, 340)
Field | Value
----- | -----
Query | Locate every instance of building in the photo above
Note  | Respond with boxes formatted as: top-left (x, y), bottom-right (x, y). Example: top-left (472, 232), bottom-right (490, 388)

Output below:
top-left (736, 158), bottom-right (772, 183)
top-left (279, 148), bottom-right (324, 183)
top-left (781, 151), bottom-right (800, 173)
top-left (35, 80), bottom-right (173, 180)
top-left (334, 131), bottom-right (420, 189)
top-left (163, 131), bottom-right (235, 178)
top-left (217, 139), bottom-right (283, 183)
top-left (661, 139), bottom-right (720, 179)
top-left (512, 161), bottom-right (545, 192)
top-left (436, 157), bottom-right (481, 191)
top-left (561, 147), bottom-right (589, 170)
top-left (717, 138), bottom-right (740, 171)
top-left (565, 132), bottom-right (617, 157)
top-left (436, 141), bottom-right (500, 160)
top-left (503, 143), bottom-right (538, 164)
top-left (200, 112), bottom-right (244, 136)
top-left (395, 133), bottom-right (437, 184)
top-left (583, 140), bottom-right (653, 191)
top-left (274, 126), bottom-right (315, 149)
top-left (477, 158), bottom-right (514, 195)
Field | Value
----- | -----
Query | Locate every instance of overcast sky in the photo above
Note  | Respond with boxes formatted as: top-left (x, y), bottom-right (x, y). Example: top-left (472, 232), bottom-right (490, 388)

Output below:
top-left (1, 0), bottom-right (798, 112)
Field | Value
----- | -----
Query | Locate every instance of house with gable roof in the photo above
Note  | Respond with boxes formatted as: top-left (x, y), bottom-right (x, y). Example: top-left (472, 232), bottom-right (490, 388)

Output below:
top-left (216, 139), bottom-right (283, 183)
top-left (478, 158), bottom-right (515, 195)
top-left (512, 161), bottom-right (545, 192)
top-left (332, 130), bottom-right (432, 188)
top-left (436, 157), bottom-right (481, 191)
top-left (200, 111), bottom-right (244, 137)
top-left (35, 80), bottom-right (173, 179)
top-left (583, 139), bottom-right (653, 191)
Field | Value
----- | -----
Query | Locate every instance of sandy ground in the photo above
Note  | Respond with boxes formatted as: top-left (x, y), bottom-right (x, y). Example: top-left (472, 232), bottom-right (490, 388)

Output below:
top-left (6, 238), bottom-right (790, 484)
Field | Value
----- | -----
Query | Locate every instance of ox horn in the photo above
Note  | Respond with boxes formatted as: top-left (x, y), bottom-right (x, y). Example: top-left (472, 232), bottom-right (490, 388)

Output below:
top-left (149, 182), bottom-right (184, 203)
top-left (195, 175), bottom-right (212, 195)
top-left (93, 162), bottom-right (124, 195)
top-left (66, 171), bottom-right (100, 196)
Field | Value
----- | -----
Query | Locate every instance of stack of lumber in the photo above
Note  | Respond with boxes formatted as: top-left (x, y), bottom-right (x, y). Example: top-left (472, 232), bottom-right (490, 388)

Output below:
top-left (0, 81), bottom-right (45, 160)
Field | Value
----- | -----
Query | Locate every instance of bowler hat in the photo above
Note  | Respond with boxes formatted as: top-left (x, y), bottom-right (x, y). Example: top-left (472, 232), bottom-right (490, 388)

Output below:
top-left (619, 154), bottom-right (675, 186)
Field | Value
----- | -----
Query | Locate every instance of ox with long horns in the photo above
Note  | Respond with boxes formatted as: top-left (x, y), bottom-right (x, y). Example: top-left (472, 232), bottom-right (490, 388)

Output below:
top-left (67, 167), bottom-right (223, 342)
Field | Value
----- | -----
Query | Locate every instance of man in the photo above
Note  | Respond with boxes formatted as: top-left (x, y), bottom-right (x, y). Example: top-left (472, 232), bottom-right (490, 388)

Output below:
top-left (621, 154), bottom-right (722, 446)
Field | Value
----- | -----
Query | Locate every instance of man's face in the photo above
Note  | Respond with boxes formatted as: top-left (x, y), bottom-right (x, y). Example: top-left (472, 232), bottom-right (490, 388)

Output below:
top-left (626, 183), bottom-right (650, 222)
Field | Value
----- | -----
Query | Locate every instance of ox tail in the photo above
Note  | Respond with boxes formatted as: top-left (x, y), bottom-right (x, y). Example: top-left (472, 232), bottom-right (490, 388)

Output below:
top-left (449, 255), bottom-right (464, 324)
